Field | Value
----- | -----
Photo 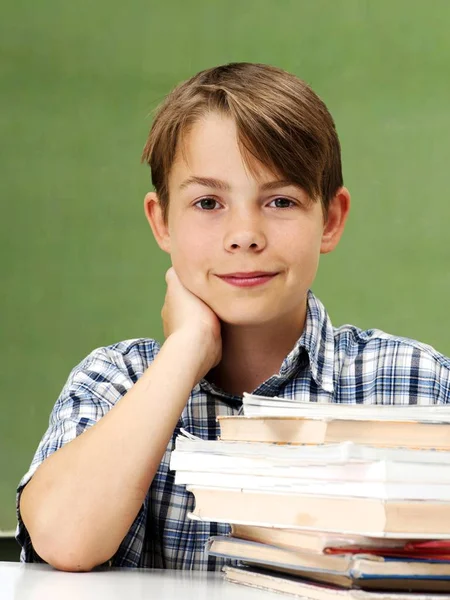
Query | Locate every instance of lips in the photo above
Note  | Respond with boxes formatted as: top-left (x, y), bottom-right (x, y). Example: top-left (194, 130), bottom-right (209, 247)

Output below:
top-left (216, 272), bottom-right (278, 288)
top-left (218, 272), bottom-right (278, 278)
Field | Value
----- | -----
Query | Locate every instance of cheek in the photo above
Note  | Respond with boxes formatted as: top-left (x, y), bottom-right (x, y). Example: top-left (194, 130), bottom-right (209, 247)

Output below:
top-left (282, 226), bottom-right (322, 279)
top-left (281, 222), bottom-right (322, 255)
top-left (172, 232), bottom-right (211, 268)
top-left (169, 223), bottom-right (216, 294)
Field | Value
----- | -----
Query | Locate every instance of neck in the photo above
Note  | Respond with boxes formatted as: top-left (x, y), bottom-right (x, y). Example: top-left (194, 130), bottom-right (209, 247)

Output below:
top-left (208, 297), bottom-right (308, 396)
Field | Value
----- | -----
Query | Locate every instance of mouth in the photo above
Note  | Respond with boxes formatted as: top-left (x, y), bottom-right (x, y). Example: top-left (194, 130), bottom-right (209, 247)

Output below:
top-left (216, 271), bottom-right (279, 288)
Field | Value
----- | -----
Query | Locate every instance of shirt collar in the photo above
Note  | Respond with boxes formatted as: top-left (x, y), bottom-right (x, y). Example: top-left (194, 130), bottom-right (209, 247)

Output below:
top-left (282, 289), bottom-right (335, 393)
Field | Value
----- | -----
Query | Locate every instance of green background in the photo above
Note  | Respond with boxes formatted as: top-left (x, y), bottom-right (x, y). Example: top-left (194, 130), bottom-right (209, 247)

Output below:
top-left (2, 0), bottom-right (450, 534)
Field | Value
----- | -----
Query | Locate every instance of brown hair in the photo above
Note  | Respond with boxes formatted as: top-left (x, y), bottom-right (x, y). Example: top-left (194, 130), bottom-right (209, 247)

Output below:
top-left (142, 62), bottom-right (343, 221)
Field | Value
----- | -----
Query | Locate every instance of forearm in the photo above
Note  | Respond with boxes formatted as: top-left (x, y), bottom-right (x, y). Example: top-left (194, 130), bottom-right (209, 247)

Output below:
top-left (20, 331), bottom-right (203, 571)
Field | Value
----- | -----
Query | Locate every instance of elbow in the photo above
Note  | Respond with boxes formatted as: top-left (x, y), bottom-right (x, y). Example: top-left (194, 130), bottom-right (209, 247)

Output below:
top-left (20, 495), bottom-right (117, 572)
top-left (31, 531), bottom-right (110, 573)
top-left (34, 540), bottom-right (96, 572)
top-left (45, 552), bottom-right (97, 573)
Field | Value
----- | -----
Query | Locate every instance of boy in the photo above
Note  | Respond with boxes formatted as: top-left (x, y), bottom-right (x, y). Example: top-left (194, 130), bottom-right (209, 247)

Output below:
top-left (16, 62), bottom-right (450, 572)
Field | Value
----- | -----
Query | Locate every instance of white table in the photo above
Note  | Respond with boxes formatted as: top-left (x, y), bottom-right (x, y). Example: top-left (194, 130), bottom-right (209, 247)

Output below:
top-left (0, 561), bottom-right (281, 599)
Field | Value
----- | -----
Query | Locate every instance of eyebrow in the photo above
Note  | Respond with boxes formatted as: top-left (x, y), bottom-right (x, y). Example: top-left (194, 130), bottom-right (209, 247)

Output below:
top-left (179, 176), bottom-right (297, 192)
top-left (179, 176), bottom-right (231, 191)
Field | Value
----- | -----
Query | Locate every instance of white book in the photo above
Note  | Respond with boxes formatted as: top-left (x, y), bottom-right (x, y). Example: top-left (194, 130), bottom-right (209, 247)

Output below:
top-left (242, 393), bottom-right (450, 422)
top-left (173, 435), bottom-right (450, 466)
top-left (175, 470), bottom-right (450, 500)
top-left (171, 446), bottom-right (450, 484)
top-left (171, 436), bottom-right (450, 498)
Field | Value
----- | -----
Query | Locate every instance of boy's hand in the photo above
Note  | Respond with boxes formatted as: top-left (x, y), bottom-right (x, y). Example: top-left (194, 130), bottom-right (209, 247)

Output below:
top-left (162, 267), bottom-right (222, 382)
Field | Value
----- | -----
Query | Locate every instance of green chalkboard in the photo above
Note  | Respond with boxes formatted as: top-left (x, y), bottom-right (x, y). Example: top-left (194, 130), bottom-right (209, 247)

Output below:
top-left (2, 0), bottom-right (450, 532)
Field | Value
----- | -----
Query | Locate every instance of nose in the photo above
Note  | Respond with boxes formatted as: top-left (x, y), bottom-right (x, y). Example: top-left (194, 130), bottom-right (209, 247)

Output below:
top-left (223, 209), bottom-right (267, 253)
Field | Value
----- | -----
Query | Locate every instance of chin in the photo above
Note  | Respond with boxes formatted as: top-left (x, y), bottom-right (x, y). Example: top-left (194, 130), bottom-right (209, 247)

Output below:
top-left (212, 304), bottom-right (277, 327)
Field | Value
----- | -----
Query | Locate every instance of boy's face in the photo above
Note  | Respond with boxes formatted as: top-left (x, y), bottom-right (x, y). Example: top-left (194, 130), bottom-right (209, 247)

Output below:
top-left (146, 112), bottom-right (349, 327)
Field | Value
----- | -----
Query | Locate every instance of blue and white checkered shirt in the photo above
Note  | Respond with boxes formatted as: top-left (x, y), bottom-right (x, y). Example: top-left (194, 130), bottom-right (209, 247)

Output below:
top-left (16, 291), bottom-right (450, 569)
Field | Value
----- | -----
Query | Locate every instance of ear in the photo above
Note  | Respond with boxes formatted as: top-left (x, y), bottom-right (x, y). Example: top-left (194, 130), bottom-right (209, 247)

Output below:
top-left (320, 187), bottom-right (351, 254)
top-left (144, 192), bottom-right (171, 254)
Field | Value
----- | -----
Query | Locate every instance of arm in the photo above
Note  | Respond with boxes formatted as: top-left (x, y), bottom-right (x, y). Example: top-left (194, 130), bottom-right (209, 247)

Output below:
top-left (19, 269), bottom-right (221, 572)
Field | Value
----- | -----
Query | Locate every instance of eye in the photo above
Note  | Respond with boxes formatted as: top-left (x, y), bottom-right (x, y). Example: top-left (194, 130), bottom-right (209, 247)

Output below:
top-left (268, 197), bottom-right (296, 209)
top-left (194, 197), bottom-right (221, 210)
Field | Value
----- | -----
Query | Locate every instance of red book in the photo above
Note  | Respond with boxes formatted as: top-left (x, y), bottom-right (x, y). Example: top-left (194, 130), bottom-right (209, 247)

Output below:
top-left (406, 540), bottom-right (450, 553)
top-left (325, 541), bottom-right (450, 560)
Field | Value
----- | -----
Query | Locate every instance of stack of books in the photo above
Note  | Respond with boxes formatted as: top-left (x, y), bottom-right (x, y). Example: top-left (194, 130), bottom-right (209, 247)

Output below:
top-left (170, 394), bottom-right (450, 599)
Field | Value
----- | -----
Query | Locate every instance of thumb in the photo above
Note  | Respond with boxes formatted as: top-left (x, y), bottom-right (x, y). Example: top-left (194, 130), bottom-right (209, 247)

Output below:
top-left (165, 267), bottom-right (174, 282)
top-left (165, 267), bottom-right (180, 286)
top-left (165, 267), bottom-right (190, 297)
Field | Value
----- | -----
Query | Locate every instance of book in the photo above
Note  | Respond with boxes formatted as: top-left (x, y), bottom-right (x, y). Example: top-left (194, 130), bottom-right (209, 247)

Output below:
top-left (230, 524), bottom-right (411, 555)
top-left (325, 540), bottom-right (450, 560)
top-left (217, 415), bottom-right (450, 449)
top-left (170, 436), bottom-right (450, 500)
top-left (173, 434), bottom-right (450, 465)
top-left (208, 536), bottom-right (450, 591)
top-left (172, 446), bottom-right (450, 483)
top-left (406, 540), bottom-right (450, 554)
top-left (176, 470), bottom-right (450, 501)
top-left (223, 565), bottom-right (450, 597)
top-left (242, 393), bottom-right (450, 422)
top-left (172, 436), bottom-right (450, 499)
top-left (187, 486), bottom-right (450, 538)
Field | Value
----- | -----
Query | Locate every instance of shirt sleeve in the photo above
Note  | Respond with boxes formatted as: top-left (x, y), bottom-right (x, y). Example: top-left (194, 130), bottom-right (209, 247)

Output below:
top-left (15, 339), bottom-right (158, 565)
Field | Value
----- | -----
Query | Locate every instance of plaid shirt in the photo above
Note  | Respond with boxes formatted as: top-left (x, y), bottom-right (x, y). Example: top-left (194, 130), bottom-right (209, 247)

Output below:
top-left (16, 291), bottom-right (450, 569)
